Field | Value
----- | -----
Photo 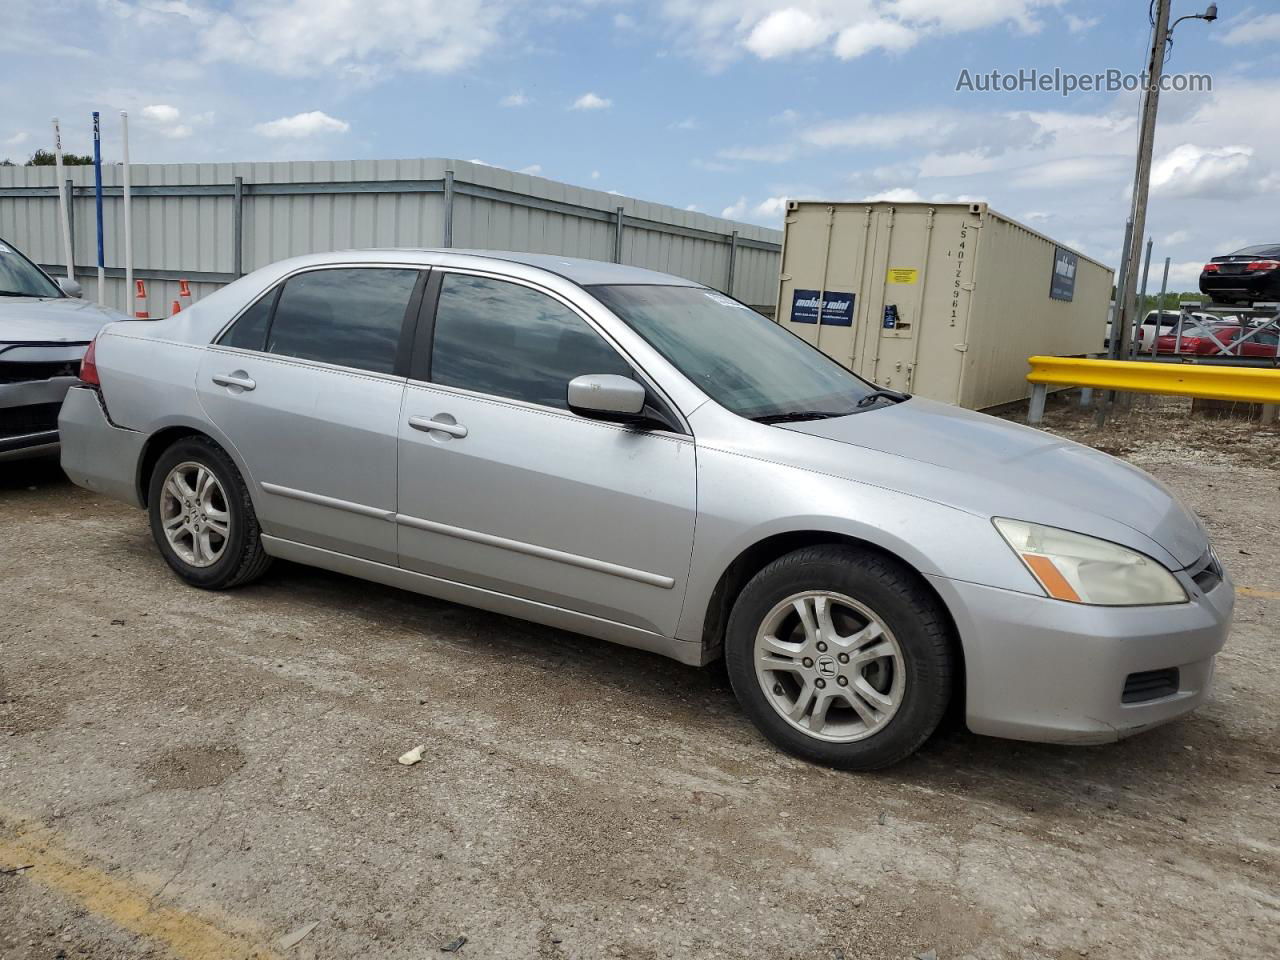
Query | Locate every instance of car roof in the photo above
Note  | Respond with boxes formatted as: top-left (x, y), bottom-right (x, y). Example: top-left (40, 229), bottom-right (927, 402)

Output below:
top-left (364, 248), bottom-right (702, 287)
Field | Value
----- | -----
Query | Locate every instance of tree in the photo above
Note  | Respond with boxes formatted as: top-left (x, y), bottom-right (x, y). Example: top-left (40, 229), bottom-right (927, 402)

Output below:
top-left (27, 148), bottom-right (93, 166)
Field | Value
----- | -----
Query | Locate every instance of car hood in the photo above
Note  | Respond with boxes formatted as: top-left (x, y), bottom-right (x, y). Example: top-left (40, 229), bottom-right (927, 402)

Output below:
top-left (0, 296), bottom-right (128, 345)
top-left (781, 397), bottom-right (1207, 568)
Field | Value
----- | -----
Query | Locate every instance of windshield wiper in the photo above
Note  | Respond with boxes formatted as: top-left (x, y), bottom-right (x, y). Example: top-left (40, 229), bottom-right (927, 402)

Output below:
top-left (750, 410), bottom-right (848, 424)
top-left (855, 389), bottom-right (911, 408)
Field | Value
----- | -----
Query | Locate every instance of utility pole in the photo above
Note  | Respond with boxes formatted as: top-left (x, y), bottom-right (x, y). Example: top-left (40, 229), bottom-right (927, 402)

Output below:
top-left (1115, 0), bottom-right (1170, 364)
top-left (1115, 1), bottom-right (1216, 361)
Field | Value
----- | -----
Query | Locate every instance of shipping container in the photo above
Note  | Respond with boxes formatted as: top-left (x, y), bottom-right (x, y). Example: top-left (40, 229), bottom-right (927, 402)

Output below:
top-left (0, 158), bottom-right (782, 317)
top-left (776, 201), bottom-right (1113, 409)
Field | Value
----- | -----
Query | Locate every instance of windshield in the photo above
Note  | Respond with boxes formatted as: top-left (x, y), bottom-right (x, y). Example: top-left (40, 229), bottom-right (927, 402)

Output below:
top-left (0, 240), bottom-right (62, 298)
top-left (589, 284), bottom-right (877, 420)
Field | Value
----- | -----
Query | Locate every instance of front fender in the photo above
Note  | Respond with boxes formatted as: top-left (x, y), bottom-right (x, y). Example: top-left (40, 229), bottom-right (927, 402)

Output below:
top-left (676, 445), bottom-right (1040, 643)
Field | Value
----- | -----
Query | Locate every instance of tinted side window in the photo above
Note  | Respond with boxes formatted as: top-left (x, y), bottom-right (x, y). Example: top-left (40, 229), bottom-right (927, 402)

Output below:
top-left (430, 274), bottom-right (633, 408)
top-left (218, 288), bottom-right (276, 351)
top-left (266, 268), bottom-right (418, 375)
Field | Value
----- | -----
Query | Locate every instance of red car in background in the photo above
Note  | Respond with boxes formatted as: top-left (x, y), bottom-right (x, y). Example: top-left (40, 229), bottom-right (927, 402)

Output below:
top-left (1156, 323), bottom-right (1280, 358)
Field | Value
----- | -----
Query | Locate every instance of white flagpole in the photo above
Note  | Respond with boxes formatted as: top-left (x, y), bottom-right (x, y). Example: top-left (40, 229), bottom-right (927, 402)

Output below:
top-left (52, 118), bottom-right (75, 280)
top-left (121, 111), bottom-right (133, 314)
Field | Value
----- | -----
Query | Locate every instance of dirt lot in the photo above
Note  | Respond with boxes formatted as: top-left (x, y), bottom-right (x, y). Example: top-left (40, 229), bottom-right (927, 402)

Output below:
top-left (2, 396), bottom-right (1278, 960)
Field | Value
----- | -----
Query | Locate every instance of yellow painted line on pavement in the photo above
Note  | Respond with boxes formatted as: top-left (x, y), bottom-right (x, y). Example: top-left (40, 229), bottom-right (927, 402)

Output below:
top-left (0, 810), bottom-right (280, 960)
top-left (1238, 586), bottom-right (1280, 600)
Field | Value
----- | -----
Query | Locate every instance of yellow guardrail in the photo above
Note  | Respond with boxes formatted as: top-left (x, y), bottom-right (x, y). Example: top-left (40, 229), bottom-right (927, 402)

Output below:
top-left (1025, 356), bottom-right (1280, 423)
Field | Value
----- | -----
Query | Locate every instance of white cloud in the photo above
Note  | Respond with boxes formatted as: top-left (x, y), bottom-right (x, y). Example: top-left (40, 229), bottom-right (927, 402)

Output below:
top-left (658, 0), bottom-right (1062, 67)
top-left (753, 196), bottom-right (790, 220)
top-left (500, 90), bottom-right (530, 107)
top-left (1022, 211), bottom-right (1050, 222)
top-left (571, 92), bottom-right (611, 110)
top-left (1163, 229), bottom-right (1191, 246)
top-left (1220, 13), bottom-right (1280, 45)
top-left (744, 8), bottom-right (829, 58)
top-left (201, 0), bottom-right (505, 78)
top-left (614, 12), bottom-right (635, 29)
top-left (1150, 144), bottom-right (1254, 198)
top-left (721, 196), bottom-right (748, 219)
top-left (140, 104), bottom-right (181, 125)
top-left (806, 110), bottom-right (953, 148)
top-left (884, 0), bottom-right (1055, 33)
top-left (865, 187), bottom-right (925, 202)
top-left (671, 117), bottom-right (699, 130)
top-left (4, 131), bottom-right (29, 147)
top-left (1012, 155), bottom-right (1128, 188)
top-left (694, 158), bottom-right (737, 173)
top-left (1165, 260), bottom-right (1212, 290)
top-left (138, 103), bottom-right (196, 139)
top-left (254, 110), bottom-right (350, 137)
top-left (590, 170), bottom-right (600, 179)
top-left (518, 163), bottom-right (542, 175)
top-left (685, 203), bottom-right (700, 211)
top-left (834, 19), bottom-right (917, 59)
top-left (1065, 13), bottom-right (1099, 34)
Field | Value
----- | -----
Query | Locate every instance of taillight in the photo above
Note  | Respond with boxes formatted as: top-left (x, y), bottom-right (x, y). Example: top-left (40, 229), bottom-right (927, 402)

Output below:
top-left (1245, 260), bottom-right (1280, 272)
top-left (79, 337), bottom-right (100, 386)
top-left (1202, 263), bottom-right (1219, 273)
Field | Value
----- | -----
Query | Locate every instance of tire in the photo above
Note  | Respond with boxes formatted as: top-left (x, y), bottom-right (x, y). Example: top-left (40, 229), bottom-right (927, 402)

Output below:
top-left (147, 436), bottom-right (272, 590)
top-left (725, 545), bottom-right (954, 770)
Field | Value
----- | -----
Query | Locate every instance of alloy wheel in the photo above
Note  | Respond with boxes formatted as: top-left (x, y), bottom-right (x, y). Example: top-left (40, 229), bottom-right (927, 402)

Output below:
top-left (754, 591), bottom-right (905, 743)
top-left (159, 461), bottom-right (231, 568)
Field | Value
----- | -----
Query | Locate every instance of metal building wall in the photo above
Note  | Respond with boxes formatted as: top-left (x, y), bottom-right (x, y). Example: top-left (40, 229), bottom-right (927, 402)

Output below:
top-left (0, 158), bottom-right (781, 317)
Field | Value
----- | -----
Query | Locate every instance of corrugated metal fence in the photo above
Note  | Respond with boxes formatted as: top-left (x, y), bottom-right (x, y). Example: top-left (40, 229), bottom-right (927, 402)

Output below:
top-left (0, 158), bottom-right (782, 317)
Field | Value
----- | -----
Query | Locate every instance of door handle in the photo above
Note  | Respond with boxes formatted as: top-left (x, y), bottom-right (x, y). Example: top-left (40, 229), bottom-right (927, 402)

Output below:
top-left (212, 372), bottom-right (256, 391)
top-left (409, 415), bottom-right (468, 438)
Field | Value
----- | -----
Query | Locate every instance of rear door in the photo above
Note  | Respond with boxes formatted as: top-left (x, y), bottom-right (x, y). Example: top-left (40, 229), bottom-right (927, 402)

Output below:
top-left (395, 270), bottom-right (697, 637)
top-left (197, 265), bottom-right (424, 565)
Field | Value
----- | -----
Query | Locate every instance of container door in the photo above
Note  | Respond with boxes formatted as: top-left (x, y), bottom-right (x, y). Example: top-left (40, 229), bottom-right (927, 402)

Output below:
top-left (776, 205), bottom-right (872, 373)
top-left (862, 206), bottom-right (979, 403)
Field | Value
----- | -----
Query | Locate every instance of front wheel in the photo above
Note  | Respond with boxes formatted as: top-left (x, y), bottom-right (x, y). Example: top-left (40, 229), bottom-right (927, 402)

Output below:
top-left (725, 545), bottom-right (955, 770)
top-left (147, 436), bottom-right (272, 589)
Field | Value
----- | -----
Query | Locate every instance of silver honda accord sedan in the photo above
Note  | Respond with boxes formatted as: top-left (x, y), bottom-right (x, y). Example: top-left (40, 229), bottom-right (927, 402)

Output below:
top-left (58, 249), bottom-right (1234, 768)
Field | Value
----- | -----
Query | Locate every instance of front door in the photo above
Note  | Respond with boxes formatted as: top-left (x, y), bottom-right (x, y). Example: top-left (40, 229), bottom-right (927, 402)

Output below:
top-left (197, 265), bottom-right (422, 566)
top-left (396, 271), bottom-right (696, 637)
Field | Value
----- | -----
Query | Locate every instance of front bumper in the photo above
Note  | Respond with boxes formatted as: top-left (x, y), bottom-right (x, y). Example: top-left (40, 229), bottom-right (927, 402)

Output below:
top-left (928, 571), bottom-right (1234, 745)
top-left (0, 375), bottom-right (79, 460)
top-left (57, 385), bottom-right (146, 507)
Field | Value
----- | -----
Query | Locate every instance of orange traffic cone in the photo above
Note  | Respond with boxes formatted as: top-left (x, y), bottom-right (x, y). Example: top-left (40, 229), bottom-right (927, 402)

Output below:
top-left (171, 299), bottom-right (182, 316)
top-left (178, 278), bottom-right (193, 311)
top-left (134, 279), bottom-right (149, 319)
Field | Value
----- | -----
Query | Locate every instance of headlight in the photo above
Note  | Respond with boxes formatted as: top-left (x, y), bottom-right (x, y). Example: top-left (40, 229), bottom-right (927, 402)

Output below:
top-left (993, 518), bottom-right (1187, 606)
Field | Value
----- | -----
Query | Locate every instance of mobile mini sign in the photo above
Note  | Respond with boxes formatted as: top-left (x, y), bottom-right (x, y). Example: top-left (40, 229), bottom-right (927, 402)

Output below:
top-left (1050, 246), bottom-right (1077, 301)
top-left (790, 289), bottom-right (855, 326)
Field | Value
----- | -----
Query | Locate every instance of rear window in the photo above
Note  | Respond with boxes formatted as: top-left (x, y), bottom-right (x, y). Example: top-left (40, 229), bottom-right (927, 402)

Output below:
top-left (1228, 244), bottom-right (1280, 257)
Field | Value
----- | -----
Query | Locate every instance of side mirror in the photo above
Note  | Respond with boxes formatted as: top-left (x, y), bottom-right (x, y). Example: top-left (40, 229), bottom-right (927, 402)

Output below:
top-left (567, 373), bottom-right (647, 420)
top-left (57, 277), bottom-right (83, 298)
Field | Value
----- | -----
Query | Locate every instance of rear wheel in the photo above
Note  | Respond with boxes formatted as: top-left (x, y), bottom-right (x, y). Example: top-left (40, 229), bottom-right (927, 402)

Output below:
top-left (725, 545), bottom-right (954, 770)
top-left (148, 436), bottom-right (271, 589)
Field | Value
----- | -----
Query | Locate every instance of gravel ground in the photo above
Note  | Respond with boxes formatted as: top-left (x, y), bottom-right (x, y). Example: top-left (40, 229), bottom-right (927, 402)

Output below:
top-left (2, 397), bottom-right (1278, 960)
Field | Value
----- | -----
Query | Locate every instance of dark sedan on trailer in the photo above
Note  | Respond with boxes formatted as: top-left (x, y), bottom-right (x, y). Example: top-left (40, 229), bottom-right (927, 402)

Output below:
top-left (1199, 244), bottom-right (1280, 305)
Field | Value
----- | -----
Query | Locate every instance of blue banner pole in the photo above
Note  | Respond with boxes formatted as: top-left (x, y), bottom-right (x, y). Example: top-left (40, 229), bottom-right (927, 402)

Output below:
top-left (92, 111), bottom-right (105, 305)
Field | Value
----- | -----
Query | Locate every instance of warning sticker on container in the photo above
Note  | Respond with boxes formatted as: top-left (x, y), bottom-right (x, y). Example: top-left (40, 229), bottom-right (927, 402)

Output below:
top-left (886, 267), bottom-right (918, 284)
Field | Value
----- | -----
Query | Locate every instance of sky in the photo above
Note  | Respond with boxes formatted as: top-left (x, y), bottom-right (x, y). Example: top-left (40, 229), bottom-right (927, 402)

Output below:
top-left (3, 0), bottom-right (1277, 290)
